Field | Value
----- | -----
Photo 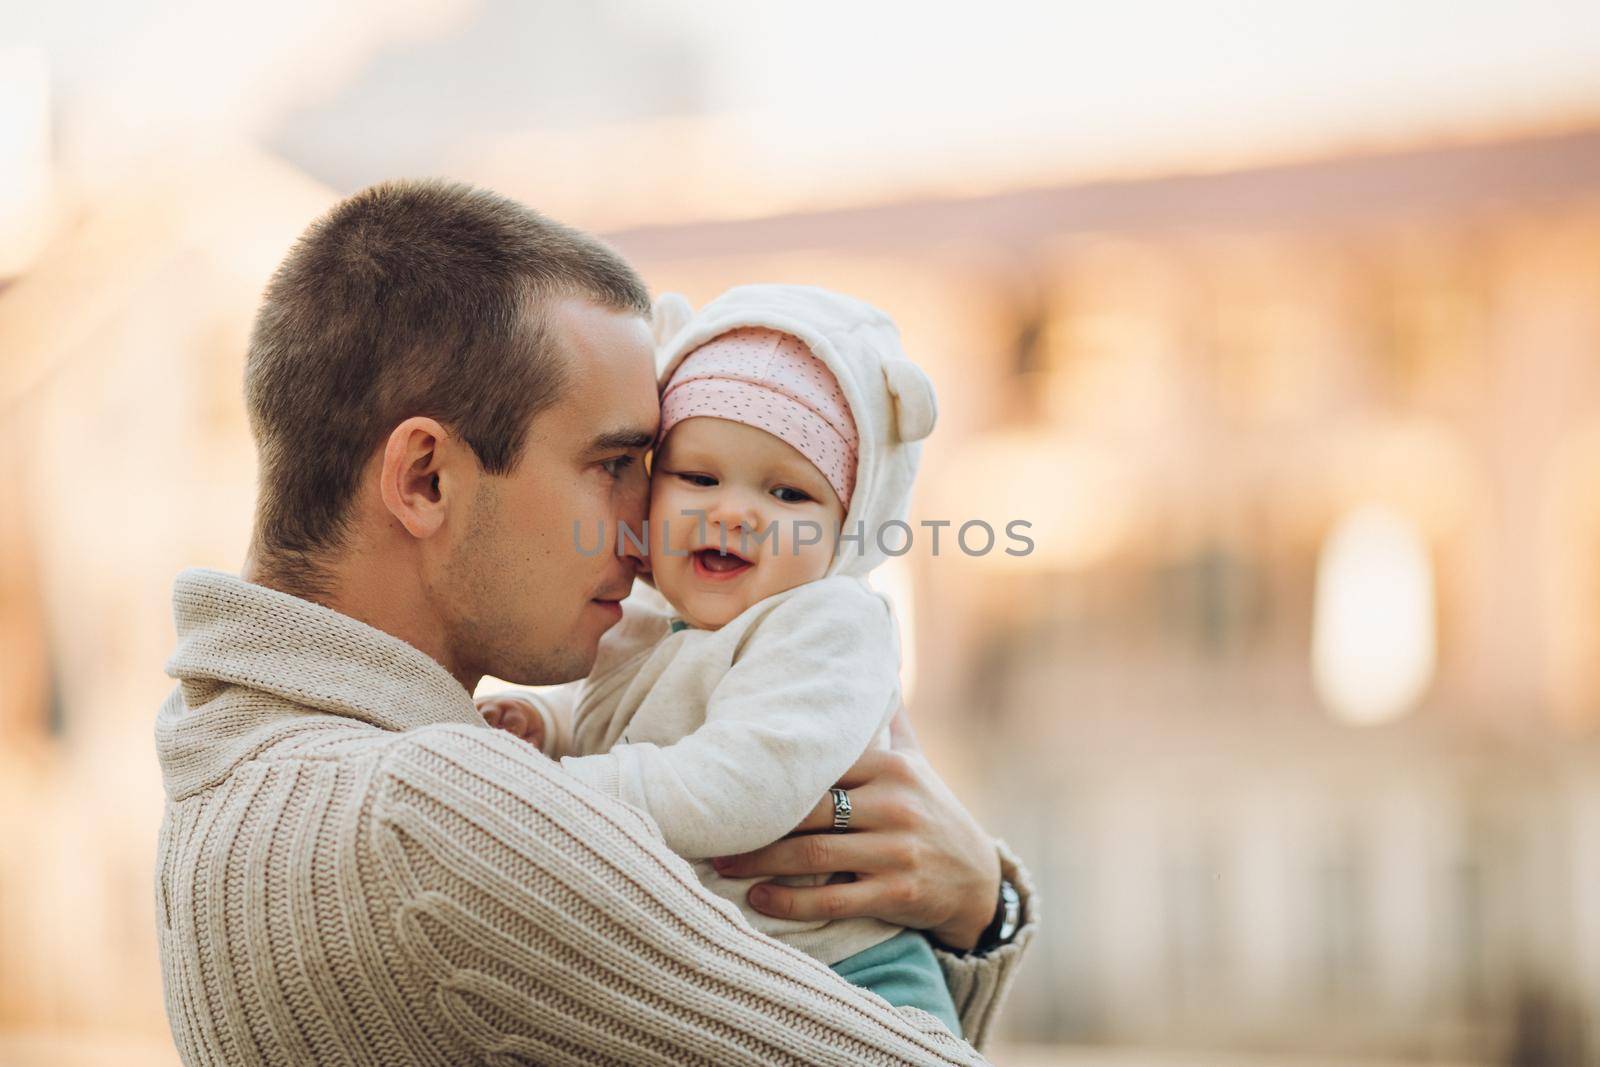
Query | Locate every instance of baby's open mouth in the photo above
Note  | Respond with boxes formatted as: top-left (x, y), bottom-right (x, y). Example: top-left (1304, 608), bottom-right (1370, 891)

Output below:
top-left (692, 547), bottom-right (753, 580)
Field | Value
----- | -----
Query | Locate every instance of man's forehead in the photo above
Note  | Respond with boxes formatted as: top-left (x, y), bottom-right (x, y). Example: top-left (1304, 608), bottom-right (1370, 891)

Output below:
top-left (548, 297), bottom-right (651, 365)
top-left (546, 295), bottom-right (658, 418)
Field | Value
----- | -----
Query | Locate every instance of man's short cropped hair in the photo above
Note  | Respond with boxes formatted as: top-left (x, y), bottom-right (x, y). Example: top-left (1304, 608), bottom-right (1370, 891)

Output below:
top-left (243, 179), bottom-right (651, 594)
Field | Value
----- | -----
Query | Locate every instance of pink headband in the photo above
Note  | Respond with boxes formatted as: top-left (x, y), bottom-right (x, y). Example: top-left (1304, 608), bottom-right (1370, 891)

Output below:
top-left (658, 327), bottom-right (859, 509)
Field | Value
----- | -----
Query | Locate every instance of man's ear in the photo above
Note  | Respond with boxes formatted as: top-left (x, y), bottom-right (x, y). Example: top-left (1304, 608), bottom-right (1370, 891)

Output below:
top-left (379, 416), bottom-right (457, 539)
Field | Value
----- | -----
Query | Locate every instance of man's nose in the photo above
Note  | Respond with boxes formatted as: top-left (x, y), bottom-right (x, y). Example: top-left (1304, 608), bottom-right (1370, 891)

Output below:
top-left (618, 520), bottom-right (649, 563)
top-left (616, 477), bottom-right (649, 561)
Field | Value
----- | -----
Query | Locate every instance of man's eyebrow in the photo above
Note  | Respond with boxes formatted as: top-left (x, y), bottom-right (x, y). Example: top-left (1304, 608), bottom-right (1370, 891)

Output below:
top-left (586, 428), bottom-right (656, 453)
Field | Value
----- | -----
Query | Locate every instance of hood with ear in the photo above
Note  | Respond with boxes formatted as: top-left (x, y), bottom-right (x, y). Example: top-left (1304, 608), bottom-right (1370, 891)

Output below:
top-left (652, 284), bottom-right (936, 579)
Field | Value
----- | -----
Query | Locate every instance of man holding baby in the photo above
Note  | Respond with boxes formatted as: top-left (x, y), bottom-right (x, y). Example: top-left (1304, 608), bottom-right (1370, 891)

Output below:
top-left (154, 179), bottom-right (1034, 1065)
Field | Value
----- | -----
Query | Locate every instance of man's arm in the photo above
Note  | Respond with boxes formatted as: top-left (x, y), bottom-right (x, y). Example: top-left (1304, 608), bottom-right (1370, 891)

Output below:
top-left (706, 712), bottom-right (1039, 1048)
top-left (367, 723), bottom-right (988, 1065)
top-left (929, 840), bottom-right (1037, 1051)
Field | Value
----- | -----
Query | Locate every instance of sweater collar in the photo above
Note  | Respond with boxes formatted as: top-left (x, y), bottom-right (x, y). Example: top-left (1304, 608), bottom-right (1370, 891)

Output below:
top-left (163, 567), bottom-right (479, 737)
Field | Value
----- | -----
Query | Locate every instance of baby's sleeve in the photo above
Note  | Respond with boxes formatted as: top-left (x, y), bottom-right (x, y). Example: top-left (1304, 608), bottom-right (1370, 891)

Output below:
top-left (526, 686), bottom-right (579, 759)
top-left (560, 577), bottom-right (902, 859)
top-left (483, 685), bottom-right (578, 758)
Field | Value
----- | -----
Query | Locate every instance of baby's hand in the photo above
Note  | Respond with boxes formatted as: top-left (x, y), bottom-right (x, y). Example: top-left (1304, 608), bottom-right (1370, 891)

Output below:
top-left (476, 694), bottom-right (545, 750)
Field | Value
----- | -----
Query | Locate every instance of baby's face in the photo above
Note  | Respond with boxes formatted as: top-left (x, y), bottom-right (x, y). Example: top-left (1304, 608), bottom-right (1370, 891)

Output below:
top-left (648, 417), bottom-right (847, 630)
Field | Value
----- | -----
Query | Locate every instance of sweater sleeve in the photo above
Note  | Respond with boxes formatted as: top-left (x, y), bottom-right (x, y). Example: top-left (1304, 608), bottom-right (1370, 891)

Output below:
top-left (560, 579), bottom-right (900, 860)
top-left (367, 724), bottom-right (988, 1066)
top-left (931, 840), bottom-right (1041, 1048)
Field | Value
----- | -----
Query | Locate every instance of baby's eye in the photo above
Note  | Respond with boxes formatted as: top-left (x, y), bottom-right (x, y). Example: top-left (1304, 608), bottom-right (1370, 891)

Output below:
top-left (772, 486), bottom-right (813, 504)
top-left (678, 472), bottom-right (718, 488)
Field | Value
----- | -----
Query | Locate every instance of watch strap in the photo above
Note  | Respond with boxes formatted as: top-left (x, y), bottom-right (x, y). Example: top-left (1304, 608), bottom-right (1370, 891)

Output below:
top-left (970, 878), bottom-right (1019, 955)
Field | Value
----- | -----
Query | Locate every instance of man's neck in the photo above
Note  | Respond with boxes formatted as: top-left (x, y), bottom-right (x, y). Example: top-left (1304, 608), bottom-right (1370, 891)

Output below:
top-left (244, 543), bottom-right (476, 694)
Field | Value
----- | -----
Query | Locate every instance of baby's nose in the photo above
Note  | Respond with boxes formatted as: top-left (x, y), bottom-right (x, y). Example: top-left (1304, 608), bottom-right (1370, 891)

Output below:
top-left (708, 494), bottom-right (762, 537)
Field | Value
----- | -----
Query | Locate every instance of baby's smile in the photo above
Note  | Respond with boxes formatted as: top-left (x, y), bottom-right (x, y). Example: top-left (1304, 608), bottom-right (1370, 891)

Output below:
top-left (690, 546), bottom-right (754, 581)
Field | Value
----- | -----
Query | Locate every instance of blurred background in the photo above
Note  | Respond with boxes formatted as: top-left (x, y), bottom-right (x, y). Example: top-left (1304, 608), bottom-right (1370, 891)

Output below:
top-left (6, 1), bottom-right (1600, 1064)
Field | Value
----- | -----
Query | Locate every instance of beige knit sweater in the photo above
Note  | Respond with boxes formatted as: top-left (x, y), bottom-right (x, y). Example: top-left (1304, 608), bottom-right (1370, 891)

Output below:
top-left (155, 568), bottom-right (1035, 1065)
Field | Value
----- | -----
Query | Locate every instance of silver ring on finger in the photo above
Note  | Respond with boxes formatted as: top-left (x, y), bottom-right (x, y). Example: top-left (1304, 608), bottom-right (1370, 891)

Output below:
top-left (830, 787), bottom-right (853, 833)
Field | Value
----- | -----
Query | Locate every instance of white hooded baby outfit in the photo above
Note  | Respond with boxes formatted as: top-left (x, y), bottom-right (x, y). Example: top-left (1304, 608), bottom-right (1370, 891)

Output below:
top-left (525, 284), bottom-right (939, 969)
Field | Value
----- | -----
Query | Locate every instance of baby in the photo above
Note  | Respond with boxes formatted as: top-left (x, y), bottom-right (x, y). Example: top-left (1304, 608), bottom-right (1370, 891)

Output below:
top-left (478, 284), bottom-right (954, 1031)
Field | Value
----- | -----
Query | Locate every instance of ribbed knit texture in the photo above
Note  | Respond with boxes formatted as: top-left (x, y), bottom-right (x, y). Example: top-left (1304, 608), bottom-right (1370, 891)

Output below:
top-left (155, 568), bottom-right (1035, 1065)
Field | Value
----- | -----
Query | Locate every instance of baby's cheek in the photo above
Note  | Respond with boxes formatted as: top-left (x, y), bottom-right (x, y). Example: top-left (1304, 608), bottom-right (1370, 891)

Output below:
top-left (765, 542), bottom-right (833, 595)
top-left (647, 493), bottom-right (684, 548)
top-left (798, 545), bottom-right (836, 583)
top-left (645, 494), bottom-right (690, 590)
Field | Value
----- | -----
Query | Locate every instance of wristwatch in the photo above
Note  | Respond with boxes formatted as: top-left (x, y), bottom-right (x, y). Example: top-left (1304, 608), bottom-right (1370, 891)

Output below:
top-left (972, 878), bottom-right (1021, 955)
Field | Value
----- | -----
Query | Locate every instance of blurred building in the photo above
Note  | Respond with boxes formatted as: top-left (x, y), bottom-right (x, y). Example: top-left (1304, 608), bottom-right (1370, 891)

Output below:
top-left (0, 144), bottom-right (334, 1053)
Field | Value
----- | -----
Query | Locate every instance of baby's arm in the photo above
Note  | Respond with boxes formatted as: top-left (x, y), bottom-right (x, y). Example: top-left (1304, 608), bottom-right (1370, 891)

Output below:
top-left (559, 578), bottom-right (901, 860)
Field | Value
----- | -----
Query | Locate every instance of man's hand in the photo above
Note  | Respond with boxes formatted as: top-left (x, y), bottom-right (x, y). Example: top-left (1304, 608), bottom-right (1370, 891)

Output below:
top-left (709, 708), bottom-right (1001, 951)
top-left (477, 694), bottom-right (546, 751)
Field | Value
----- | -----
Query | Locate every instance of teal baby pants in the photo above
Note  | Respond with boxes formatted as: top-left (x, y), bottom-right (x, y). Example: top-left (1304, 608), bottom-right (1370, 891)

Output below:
top-left (829, 929), bottom-right (962, 1037)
